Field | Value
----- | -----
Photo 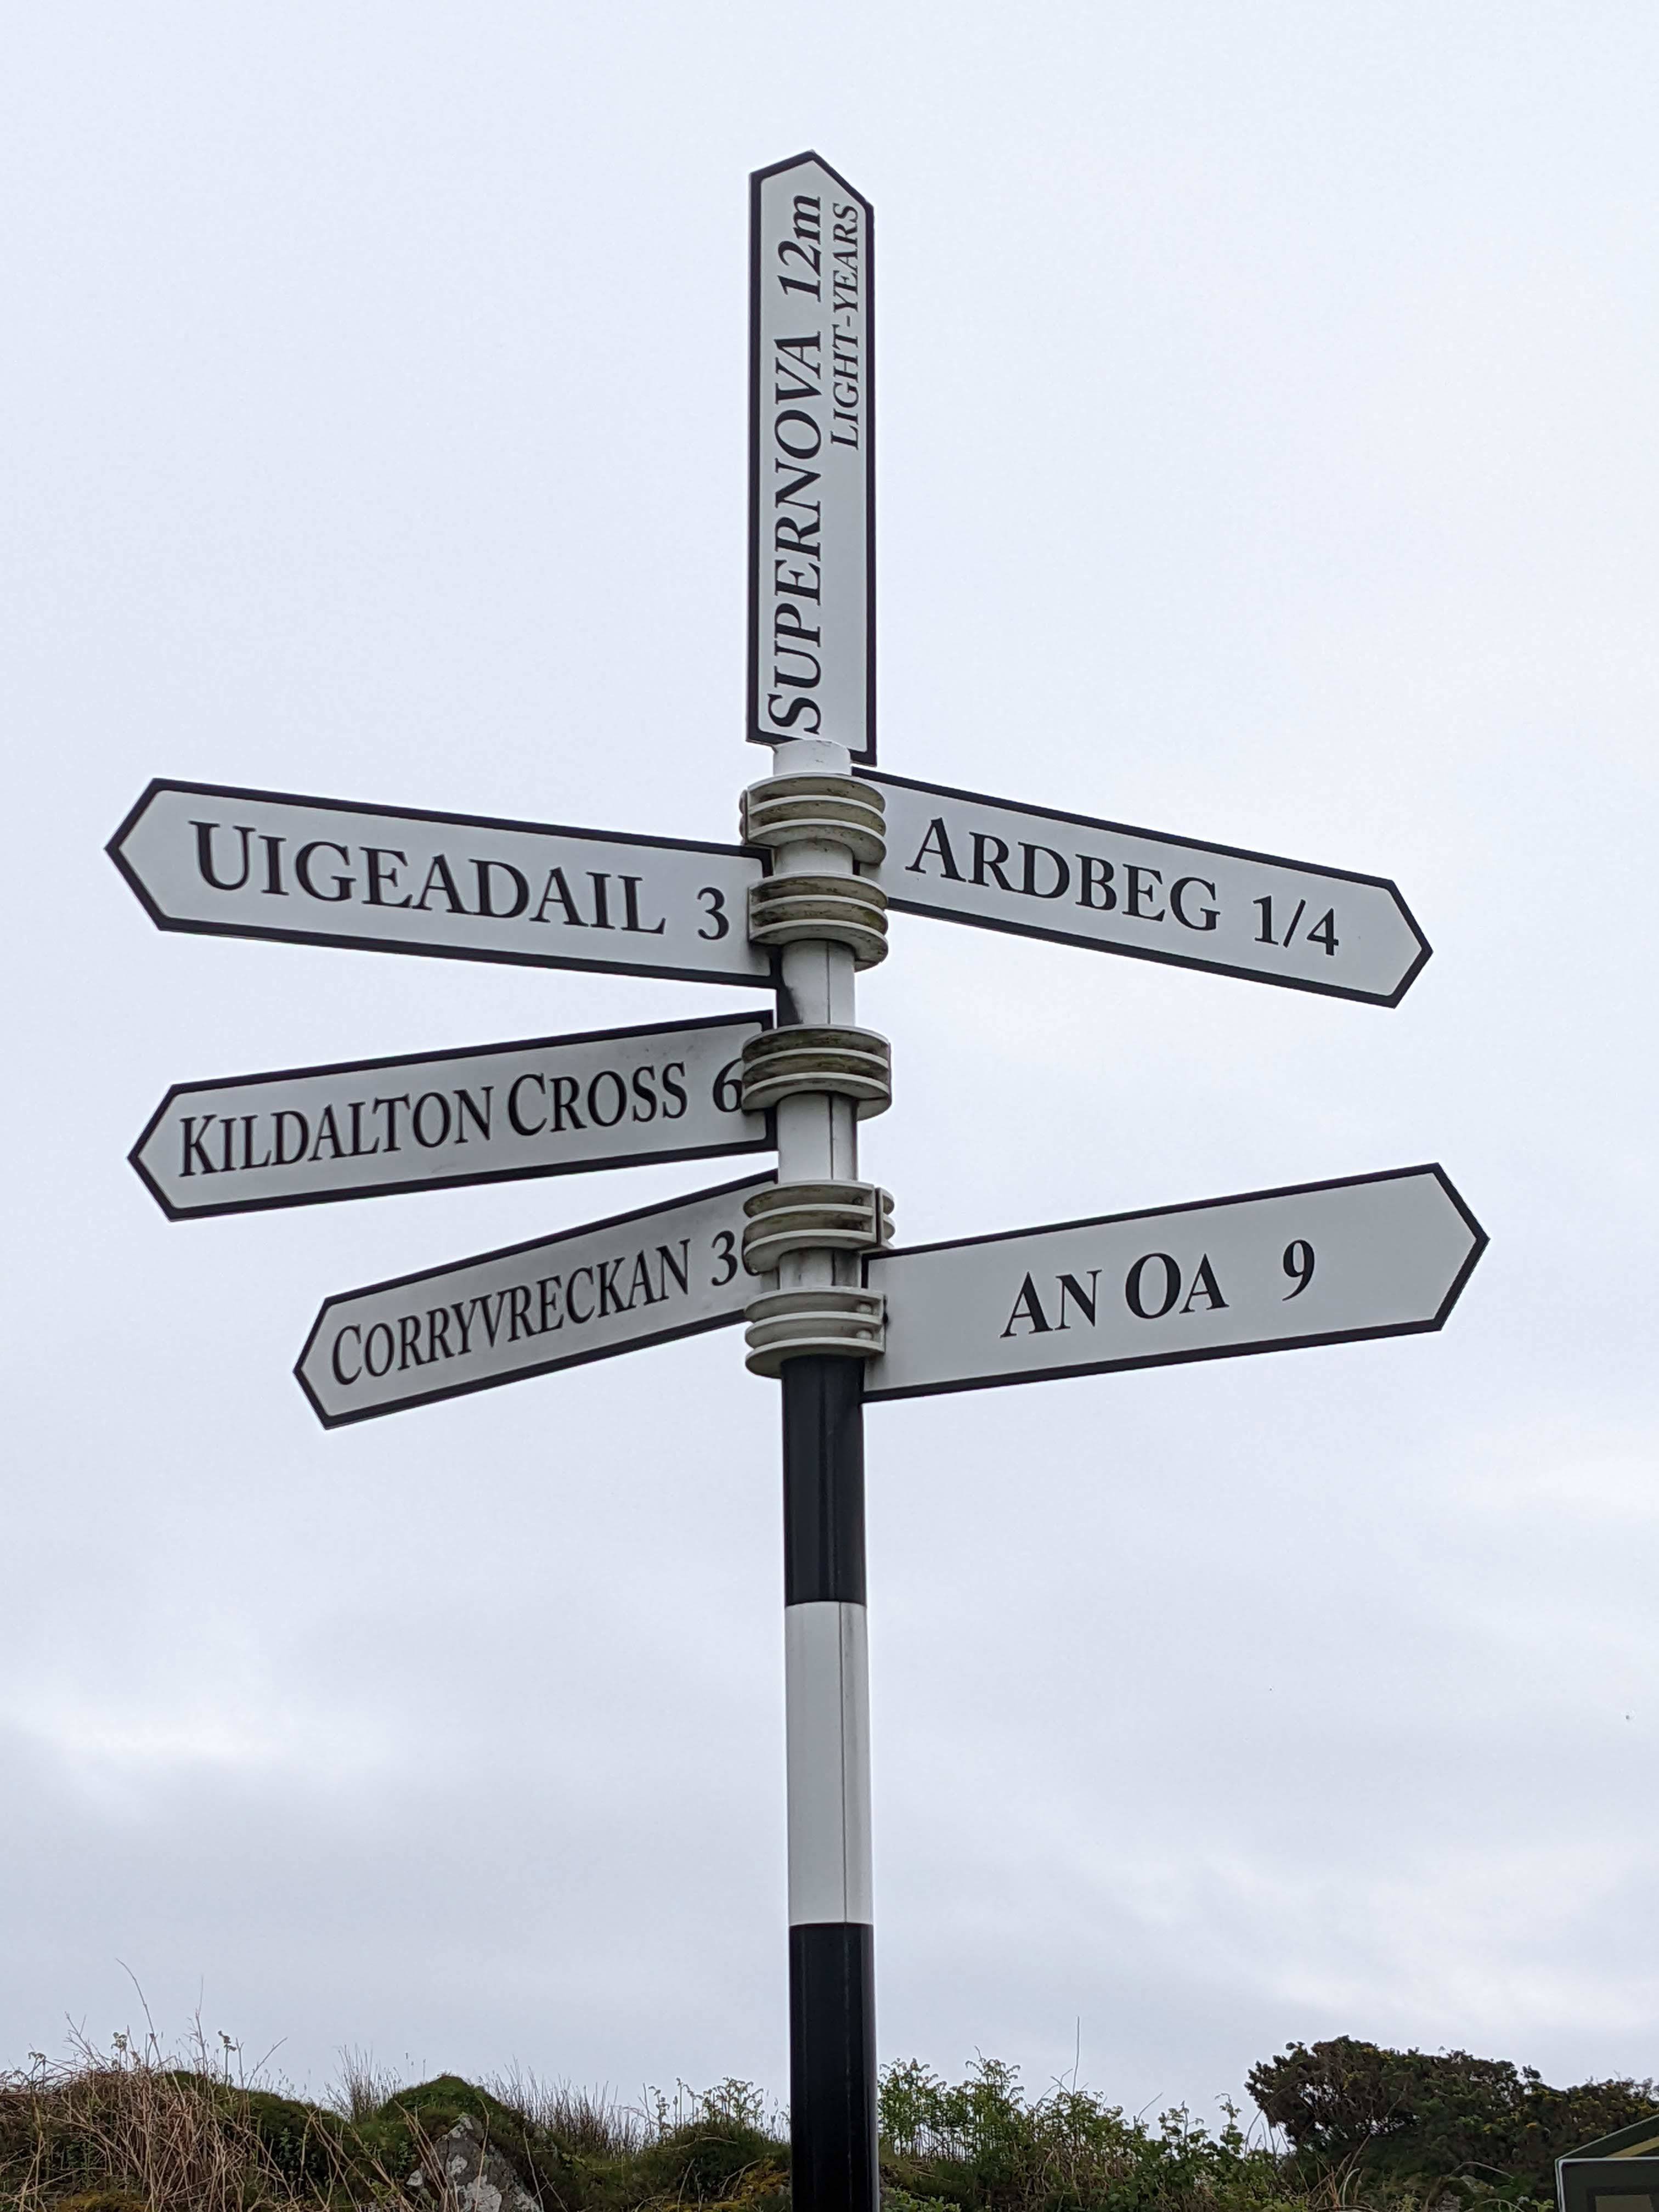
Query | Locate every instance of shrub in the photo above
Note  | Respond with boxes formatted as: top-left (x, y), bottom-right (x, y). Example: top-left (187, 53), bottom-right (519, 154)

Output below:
top-left (1246, 2039), bottom-right (1658, 2197)
top-left (878, 2056), bottom-right (1289, 2212)
top-left (634, 2080), bottom-right (785, 2205)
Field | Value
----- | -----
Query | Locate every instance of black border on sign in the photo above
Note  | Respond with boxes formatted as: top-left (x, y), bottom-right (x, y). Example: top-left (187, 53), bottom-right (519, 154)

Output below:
top-left (1557, 2155), bottom-right (1659, 2212)
top-left (747, 151), bottom-right (876, 763)
top-left (294, 1169), bottom-right (775, 1429)
top-left (130, 1009), bottom-right (776, 1222)
top-left (106, 778), bottom-right (777, 991)
top-left (1562, 2123), bottom-right (1659, 2164)
top-left (862, 1163), bottom-right (1487, 1402)
top-left (867, 769), bottom-right (1431, 1006)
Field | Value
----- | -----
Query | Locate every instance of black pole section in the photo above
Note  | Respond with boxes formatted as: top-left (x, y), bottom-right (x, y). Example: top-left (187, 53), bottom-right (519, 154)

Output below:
top-left (782, 1353), bottom-right (879, 2212)
top-left (783, 1353), bottom-right (867, 1609)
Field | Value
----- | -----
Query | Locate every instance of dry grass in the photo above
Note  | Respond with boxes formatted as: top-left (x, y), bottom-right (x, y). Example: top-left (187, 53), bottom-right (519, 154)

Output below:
top-left (0, 2028), bottom-right (311, 2212)
top-left (479, 2072), bottom-right (646, 2163)
top-left (325, 2053), bottom-right (404, 2132)
top-left (0, 2031), bottom-right (785, 2212)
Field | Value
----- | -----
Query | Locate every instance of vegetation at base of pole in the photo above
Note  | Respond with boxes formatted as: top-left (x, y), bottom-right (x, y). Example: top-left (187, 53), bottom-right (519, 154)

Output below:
top-left (1, 2027), bottom-right (1651, 2212)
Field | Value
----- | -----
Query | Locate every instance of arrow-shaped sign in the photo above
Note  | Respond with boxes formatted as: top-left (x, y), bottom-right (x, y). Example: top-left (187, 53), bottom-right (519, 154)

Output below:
top-left (109, 781), bottom-right (773, 988)
top-left (870, 771), bottom-right (1430, 1005)
top-left (296, 1172), bottom-right (770, 1427)
top-left (131, 1011), bottom-right (771, 1220)
top-left (749, 151), bottom-right (875, 761)
top-left (864, 1164), bottom-right (1485, 1402)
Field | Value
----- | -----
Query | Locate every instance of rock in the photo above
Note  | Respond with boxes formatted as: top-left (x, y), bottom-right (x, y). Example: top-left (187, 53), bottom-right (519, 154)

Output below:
top-left (407, 2115), bottom-right (539, 2212)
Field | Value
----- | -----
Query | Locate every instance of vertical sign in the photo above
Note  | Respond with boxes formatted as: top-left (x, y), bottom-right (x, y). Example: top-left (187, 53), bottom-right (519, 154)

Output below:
top-left (749, 151), bottom-right (875, 761)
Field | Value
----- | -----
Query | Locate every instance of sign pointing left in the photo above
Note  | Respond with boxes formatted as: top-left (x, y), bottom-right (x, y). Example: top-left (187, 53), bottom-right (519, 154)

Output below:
top-left (296, 1171), bottom-right (770, 1427)
top-left (131, 1010), bottom-right (771, 1220)
top-left (108, 780), bottom-right (773, 987)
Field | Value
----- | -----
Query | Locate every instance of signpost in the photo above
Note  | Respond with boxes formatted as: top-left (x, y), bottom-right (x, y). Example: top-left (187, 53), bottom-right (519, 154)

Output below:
top-left (295, 1174), bottom-right (770, 1427)
top-left (109, 780), bottom-right (772, 988)
top-left (864, 1165), bottom-right (1485, 1402)
top-left (871, 770), bottom-right (1431, 1005)
top-left (108, 153), bottom-right (1488, 2212)
top-left (131, 1012), bottom-right (770, 1220)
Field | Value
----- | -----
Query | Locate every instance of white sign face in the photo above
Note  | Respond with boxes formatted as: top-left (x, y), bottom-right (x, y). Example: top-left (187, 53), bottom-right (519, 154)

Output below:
top-left (296, 1173), bottom-right (771, 1426)
top-left (749, 151), bottom-right (874, 760)
top-left (132, 1012), bottom-right (771, 1220)
top-left (109, 781), bottom-right (772, 987)
top-left (865, 1165), bottom-right (1485, 1402)
top-left (871, 772), bottom-right (1430, 1006)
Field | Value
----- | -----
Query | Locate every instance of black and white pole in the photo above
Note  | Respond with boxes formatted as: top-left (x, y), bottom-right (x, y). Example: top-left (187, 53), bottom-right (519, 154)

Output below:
top-left (737, 738), bottom-right (892, 2212)
top-left (744, 148), bottom-right (885, 2208)
top-left (783, 1348), bottom-right (875, 2212)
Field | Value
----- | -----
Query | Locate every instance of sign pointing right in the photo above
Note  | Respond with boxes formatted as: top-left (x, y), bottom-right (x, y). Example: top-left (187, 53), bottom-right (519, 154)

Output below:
top-left (870, 771), bottom-right (1431, 1006)
top-left (864, 1164), bottom-right (1485, 1402)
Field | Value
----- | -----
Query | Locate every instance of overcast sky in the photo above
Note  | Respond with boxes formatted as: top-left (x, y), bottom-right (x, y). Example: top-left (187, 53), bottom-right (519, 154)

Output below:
top-left (5, 1), bottom-right (1657, 2118)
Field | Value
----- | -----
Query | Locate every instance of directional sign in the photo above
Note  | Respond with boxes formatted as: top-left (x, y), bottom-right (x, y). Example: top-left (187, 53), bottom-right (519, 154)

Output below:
top-left (864, 1165), bottom-right (1484, 1402)
top-left (1558, 2117), bottom-right (1659, 2212)
top-left (870, 771), bottom-right (1430, 1005)
top-left (749, 151), bottom-right (874, 760)
top-left (296, 1172), bottom-right (771, 1427)
top-left (109, 781), bottom-right (772, 988)
top-left (131, 1011), bottom-right (771, 1221)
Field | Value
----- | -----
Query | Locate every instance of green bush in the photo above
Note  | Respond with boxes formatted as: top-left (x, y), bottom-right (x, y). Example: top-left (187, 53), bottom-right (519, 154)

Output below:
top-left (1246, 2038), bottom-right (1658, 2197)
top-left (878, 2056), bottom-right (1289, 2212)
top-left (634, 2080), bottom-right (785, 2205)
top-left (3, 2034), bottom-right (1652, 2212)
